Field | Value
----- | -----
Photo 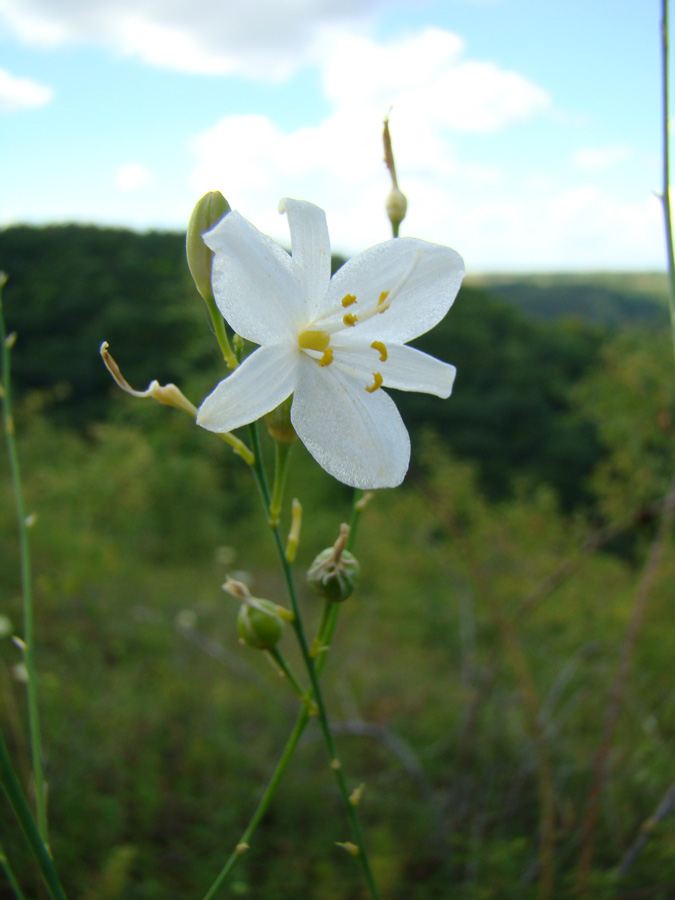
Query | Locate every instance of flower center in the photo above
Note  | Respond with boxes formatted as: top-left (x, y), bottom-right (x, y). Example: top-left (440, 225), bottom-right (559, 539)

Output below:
top-left (298, 329), bottom-right (330, 352)
top-left (298, 328), bottom-right (333, 367)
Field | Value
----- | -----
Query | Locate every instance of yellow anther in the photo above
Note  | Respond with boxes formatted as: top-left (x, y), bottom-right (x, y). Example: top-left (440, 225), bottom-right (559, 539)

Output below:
top-left (370, 340), bottom-right (388, 362)
top-left (343, 313), bottom-right (358, 327)
top-left (365, 372), bottom-right (383, 393)
top-left (298, 329), bottom-right (330, 352)
top-left (341, 293), bottom-right (357, 307)
top-left (377, 290), bottom-right (390, 312)
top-left (319, 348), bottom-right (334, 367)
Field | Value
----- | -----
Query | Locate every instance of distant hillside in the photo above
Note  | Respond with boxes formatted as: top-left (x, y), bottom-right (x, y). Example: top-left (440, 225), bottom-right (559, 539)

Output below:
top-left (466, 272), bottom-right (669, 327)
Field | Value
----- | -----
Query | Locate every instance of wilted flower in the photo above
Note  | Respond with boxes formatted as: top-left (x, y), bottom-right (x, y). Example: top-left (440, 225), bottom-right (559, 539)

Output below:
top-left (197, 198), bottom-right (464, 488)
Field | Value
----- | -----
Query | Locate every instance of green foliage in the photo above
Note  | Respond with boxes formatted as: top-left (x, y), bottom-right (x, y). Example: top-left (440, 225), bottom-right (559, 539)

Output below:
top-left (0, 225), bottom-right (218, 425)
top-left (0, 225), bottom-right (611, 510)
top-left (470, 272), bottom-right (670, 327)
top-left (2, 225), bottom-right (675, 899)
top-left (404, 289), bottom-right (604, 507)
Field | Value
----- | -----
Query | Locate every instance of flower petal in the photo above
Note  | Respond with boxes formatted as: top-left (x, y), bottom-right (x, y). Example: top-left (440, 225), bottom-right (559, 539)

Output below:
top-left (290, 356), bottom-right (410, 489)
top-left (279, 198), bottom-right (331, 320)
top-left (197, 344), bottom-right (297, 433)
top-left (326, 237), bottom-right (464, 344)
top-left (331, 342), bottom-right (457, 398)
top-left (204, 211), bottom-right (306, 344)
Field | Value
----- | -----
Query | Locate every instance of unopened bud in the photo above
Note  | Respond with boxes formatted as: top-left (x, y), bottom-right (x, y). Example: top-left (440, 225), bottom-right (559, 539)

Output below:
top-left (383, 114), bottom-right (407, 236)
top-left (186, 191), bottom-right (231, 303)
top-left (385, 186), bottom-right (408, 230)
top-left (307, 524), bottom-right (360, 603)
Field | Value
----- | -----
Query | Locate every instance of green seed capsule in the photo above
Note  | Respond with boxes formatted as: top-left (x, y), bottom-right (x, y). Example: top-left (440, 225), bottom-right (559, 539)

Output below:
top-left (307, 547), bottom-right (360, 603)
top-left (237, 599), bottom-right (284, 650)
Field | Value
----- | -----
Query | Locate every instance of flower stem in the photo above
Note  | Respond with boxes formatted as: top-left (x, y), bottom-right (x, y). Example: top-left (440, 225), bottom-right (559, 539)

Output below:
top-left (199, 584), bottom-right (341, 900)
top-left (268, 523), bottom-right (381, 900)
top-left (203, 439), bottom-right (380, 898)
top-left (0, 730), bottom-right (68, 900)
top-left (0, 837), bottom-right (28, 900)
top-left (199, 706), bottom-right (309, 900)
top-left (269, 440), bottom-right (292, 526)
top-left (661, 0), bottom-right (675, 371)
top-left (204, 293), bottom-right (239, 371)
top-left (266, 648), bottom-right (314, 711)
top-left (0, 279), bottom-right (48, 842)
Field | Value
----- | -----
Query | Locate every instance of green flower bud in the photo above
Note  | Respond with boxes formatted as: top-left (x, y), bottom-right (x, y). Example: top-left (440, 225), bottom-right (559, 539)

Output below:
top-left (186, 191), bottom-right (231, 303)
top-left (307, 524), bottom-right (360, 603)
top-left (237, 599), bottom-right (284, 650)
top-left (265, 395), bottom-right (297, 444)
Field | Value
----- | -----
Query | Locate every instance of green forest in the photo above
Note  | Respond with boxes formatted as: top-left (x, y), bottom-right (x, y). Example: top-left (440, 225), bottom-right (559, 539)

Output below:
top-left (1, 224), bottom-right (674, 899)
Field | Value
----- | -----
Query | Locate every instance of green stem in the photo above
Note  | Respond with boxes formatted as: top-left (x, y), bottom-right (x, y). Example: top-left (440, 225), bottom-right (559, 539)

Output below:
top-left (0, 837), bottom-right (28, 900)
top-left (247, 423), bottom-right (272, 510)
top-left (199, 585), bottom-right (342, 900)
top-left (0, 283), bottom-right (48, 842)
top-left (0, 731), bottom-right (67, 900)
top-left (310, 600), bottom-right (334, 658)
top-left (268, 523), bottom-right (381, 900)
top-left (346, 490), bottom-right (364, 551)
top-left (204, 293), bottom-right (238, 371)
top-left (200, 708), bottom-right (308, 900)
top-left (661, 0), bottom-right (675, 370)
top-left (266, 648), bottom-right (314, 710)
top-left (269, 441), bottom-right (292, 526)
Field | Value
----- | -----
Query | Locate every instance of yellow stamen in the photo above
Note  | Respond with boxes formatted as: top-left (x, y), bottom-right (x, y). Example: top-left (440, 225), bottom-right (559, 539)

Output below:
top-left (341, 293), bottom-right (357, 307)
top-left (377, 290), bottom-right (390, 312)
top-left (370, 340), bottom-right (388, 362)
top-left (343, 313), bottom-right (358, 327)
top-left (319, 348), bottom-right (334, 367)
top-left (365, 372), bottom-right (383, 393)
top-left (298, 329), bottom-right (330, 351)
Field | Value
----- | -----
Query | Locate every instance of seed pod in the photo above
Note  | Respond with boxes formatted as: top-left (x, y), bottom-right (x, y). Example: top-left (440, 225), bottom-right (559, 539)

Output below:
top-left (237, 599), bottom-right (284, 650)
top-left (307, 525), bottom-right (360, 603)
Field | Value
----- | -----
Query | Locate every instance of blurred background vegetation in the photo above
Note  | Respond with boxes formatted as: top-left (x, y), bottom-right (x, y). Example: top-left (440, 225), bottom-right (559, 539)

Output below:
top-left (1, 225), bottom-right (674, 899)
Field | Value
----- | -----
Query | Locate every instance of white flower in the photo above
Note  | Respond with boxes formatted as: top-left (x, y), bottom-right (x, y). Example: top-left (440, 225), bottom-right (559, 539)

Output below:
top-left (197, 198), bottom-right (465, 489)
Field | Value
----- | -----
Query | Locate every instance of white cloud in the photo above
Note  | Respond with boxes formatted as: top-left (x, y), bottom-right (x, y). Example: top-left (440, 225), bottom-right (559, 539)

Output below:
top-left (0, 0), bottom-right (388, 78)
top-left (0, 66), bottom-right (53, 112)
top-left (116, 163), bottom-right (152, 191)
top-left (188, 27), bottom-right (551, 257)
top-left (573, 145), bottom-right (632, 170)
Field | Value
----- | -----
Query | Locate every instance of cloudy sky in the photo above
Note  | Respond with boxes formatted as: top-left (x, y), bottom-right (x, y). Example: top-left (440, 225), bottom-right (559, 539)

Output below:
top-left (0, 0), bottom-right (664, 271)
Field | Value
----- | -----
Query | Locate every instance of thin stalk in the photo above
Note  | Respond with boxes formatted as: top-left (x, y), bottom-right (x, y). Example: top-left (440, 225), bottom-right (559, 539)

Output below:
top-left (269, 441), bottom-right (292, 526)
top-left (247, 423), bottom-right (272, 510)
top-left (203, 293), bottom-right (238, 371)
top-left (0, 282), bottom-right (47, 841)
top-left (266, 648), bottom-right (314, 710)
top-left (310, 600), bottom-right (334, 658)
top-left (268, 523), bottom-right (381, 900)
top-left (0, 838), bottom-right (28, 900)
top-left (199, 568), bottom-right (343, 900)
top-left (0, 731), bottom-right (67, 900)
top-left (661, 0), bottom-right (675, 368)
top-left (199, 708), bottom-right (309, 900)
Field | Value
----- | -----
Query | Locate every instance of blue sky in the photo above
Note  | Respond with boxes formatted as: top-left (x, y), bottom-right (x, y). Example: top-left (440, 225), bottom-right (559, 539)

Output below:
top-left (0, 0), bottom-right (665, 271)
